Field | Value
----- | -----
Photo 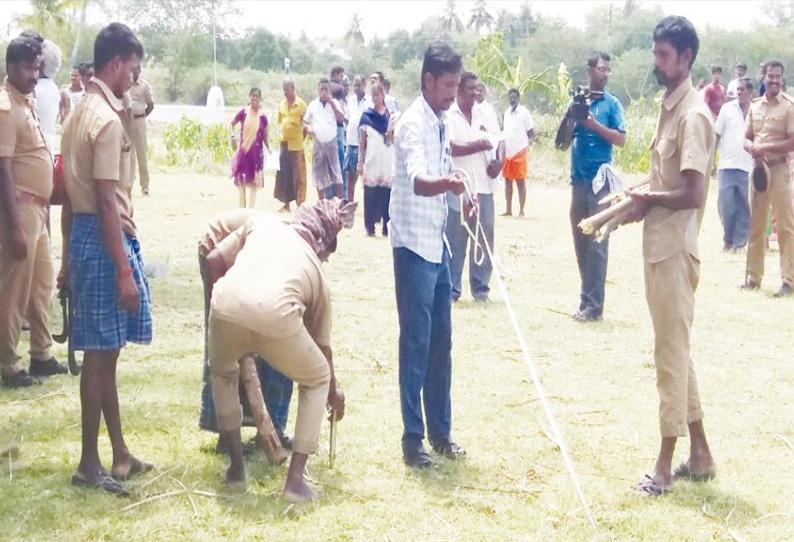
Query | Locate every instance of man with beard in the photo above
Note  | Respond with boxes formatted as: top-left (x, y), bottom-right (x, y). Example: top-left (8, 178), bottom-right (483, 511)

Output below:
top-left (625, 15), bottom-right (717, 496)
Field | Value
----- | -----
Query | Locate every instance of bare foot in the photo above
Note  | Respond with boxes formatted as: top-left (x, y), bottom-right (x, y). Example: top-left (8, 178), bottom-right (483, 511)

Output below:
top-left (501, 211), bottom-right (512, 217)
top-left (282, 478), bottom-right (320, 502)
top-left (111, 455), bottom-right (154, 481)
top-left (278, 204), bottom-right (291, 213)
top-left (225, 464), bottom-right (246, 487)
top-left (519, 211), bottom-right (525, 218)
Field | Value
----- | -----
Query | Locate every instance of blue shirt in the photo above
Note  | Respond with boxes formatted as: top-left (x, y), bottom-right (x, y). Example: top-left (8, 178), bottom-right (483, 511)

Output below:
top-left (570, 90), bottom-right (626, 185)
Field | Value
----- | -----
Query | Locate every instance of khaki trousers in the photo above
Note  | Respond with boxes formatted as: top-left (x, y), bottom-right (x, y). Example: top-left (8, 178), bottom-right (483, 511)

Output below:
top-left (208, 316), bottom-right (330, 455)
top-left (746, 162), bottom-right (794, 286)
top-left (644, 251), bottom-right (703, 438)
top-left (129, 117), bottom-right (150, 192)
top-left (0, 202), bottom-right (54, 376)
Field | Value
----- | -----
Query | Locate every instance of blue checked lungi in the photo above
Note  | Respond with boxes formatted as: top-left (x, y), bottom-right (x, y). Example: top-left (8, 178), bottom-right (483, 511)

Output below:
top-left (198, 253), bottom-right (293, 434)
top-left (68, 214), bottom-right (152, 350)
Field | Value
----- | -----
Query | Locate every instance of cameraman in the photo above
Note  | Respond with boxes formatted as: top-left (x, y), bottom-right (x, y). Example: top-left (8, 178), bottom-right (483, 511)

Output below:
top-left (555, 51), bottom-right (626, 322)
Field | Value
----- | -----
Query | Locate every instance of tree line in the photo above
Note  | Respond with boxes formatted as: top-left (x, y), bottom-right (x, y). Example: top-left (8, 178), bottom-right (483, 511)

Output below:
top-left (5, 0), bottom-right (794, 108)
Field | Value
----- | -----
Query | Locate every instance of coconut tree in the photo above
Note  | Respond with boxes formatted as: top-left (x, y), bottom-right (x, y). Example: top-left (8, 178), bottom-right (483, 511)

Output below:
top-left (345, 12), bottom-right (365, 45)
top-left (468, 0), bottom-right (495, 33)
top-left (438, 0), bottom-right (464, 33)
top-left (69, 0), bottom-right (89, 67)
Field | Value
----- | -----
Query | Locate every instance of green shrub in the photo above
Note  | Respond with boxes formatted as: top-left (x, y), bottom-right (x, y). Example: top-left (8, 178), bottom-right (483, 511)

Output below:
top-left (614, 97), bottom-right (658, 174)
top-left (161, 116), bottom-right (233, 168)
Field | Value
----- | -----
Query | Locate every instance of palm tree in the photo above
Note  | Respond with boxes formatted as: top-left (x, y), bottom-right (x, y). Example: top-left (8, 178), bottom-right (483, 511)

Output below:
top-left (468, 0), bottom-right (495, 33)
top-left (70, 0), bottom-right (89, 67)
top-left (438, 0), bottom-right (464, 33)
top-left (344, 12), bottom-right (365, 45)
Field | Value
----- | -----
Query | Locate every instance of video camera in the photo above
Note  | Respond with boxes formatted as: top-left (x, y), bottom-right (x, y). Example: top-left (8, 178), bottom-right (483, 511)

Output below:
top-left (569, 86), bottom-right (604, 121)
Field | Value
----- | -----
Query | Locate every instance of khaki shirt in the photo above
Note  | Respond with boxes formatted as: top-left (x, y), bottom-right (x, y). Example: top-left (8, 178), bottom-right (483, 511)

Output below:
top-left (128, 78), bottom-right (153, 117)
top-left (644, 78), bottom-right (714, 263)
top-left (210, 217), bottom-right (332, 347)
top-left (61, 77), bottom-right (136, 236)
top-left (0, 80), bottom-right (54, 199)
top-left (747, 91), bottom-right (794, 163)
top-left (198, 208), bottom-right (259, 258)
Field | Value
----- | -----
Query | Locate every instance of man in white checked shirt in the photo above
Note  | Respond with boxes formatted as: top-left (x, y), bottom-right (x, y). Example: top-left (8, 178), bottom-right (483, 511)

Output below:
top-left (390, 42), bottom-right (468, 469)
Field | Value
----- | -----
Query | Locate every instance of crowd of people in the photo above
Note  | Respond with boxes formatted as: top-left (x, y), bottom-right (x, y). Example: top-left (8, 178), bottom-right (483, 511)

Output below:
top-left (1, 13), bottom-right (792, 506)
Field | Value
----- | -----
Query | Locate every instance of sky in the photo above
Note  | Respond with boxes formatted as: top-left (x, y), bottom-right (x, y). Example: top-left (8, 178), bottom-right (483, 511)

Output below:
top-left (0, 0), bottom-right (773, 41)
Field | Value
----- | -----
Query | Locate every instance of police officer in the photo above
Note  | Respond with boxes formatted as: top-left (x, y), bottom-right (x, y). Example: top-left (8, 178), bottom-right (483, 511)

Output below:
top-left (742, 59), bottom-right (794, 297)
top-left (0, 36), bottom-right (67, 388)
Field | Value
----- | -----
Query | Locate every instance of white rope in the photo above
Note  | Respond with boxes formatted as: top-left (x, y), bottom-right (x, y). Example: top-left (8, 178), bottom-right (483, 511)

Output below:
top-left (452, 169), bottom-right (599, 532)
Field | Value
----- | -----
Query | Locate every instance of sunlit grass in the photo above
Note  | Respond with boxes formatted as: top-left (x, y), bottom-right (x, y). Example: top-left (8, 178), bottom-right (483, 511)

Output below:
top-left (1, 149), bottom-right (792, 541)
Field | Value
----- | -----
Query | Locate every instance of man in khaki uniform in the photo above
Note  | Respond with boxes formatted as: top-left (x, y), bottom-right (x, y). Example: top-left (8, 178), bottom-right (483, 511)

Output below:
top-left (126, 65), bottom-right (153, 195)
top-left (627, 16), bottom-right (716, 496)
top-left (204, 199), bottom-right (354, 501)
top-left (0, 36), bottom-right (67, 388)
top-left (742, 59), bottom-right (794, 297)
top-left (60, 23), bottom-right (152, 496)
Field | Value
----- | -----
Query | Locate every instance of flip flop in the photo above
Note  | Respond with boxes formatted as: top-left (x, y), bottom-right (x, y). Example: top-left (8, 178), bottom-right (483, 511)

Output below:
top-left (111, 458), bottom-right (154, 481)
top-left (636, 474), bottom-right (672, 497)
top-left (672, 461), bottom-right (716, 482)
top-left (71, 470), bottom-right (130, 497)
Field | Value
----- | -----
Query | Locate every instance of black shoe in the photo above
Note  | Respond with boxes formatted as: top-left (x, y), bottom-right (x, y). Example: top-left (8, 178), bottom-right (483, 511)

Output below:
top-left (572, 310), bottom-right (602, 323)
top-left (2, 370), bottom-right (39, 389)
top-left (29, 357), bottom-right (68, 377)
top-left (740, 279), bottom-right (760, 291)
top-left (773, 283), bottom-right (793, 298)
top-left (403, 445), bottom-right (433, 469)
top-left (431, 439), bottom-right (467, 460)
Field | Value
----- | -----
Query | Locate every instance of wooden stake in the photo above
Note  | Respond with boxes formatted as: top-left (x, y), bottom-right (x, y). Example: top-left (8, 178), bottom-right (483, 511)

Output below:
top-left (238, 355), bottom-right (287, 465)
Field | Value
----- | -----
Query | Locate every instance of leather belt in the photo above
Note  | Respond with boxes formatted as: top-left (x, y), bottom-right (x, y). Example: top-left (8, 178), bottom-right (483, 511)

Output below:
top-left (133, 114), bottom-right (146, 119)
top-left (16, 190), bottom-right (49, 207)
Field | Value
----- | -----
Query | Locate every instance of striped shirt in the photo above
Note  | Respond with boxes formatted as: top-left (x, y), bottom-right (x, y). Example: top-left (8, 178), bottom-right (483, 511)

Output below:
top-left (389, 95), bottom-right (452, 264)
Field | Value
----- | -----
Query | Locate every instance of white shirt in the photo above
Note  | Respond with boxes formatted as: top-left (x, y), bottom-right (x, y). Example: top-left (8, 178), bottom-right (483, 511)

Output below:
top-left (390, 95), bottom-right (451, 263)
top-left (715, 99), bottom-right (752, 172)
top-left (345, 93), bottom-right (367, 146)
top-left (475, 100), bottom-right (500, 134)
top-left (304, 98), bottom-right (339, 143)
top-left (448, 102), bottom-right (492, 196)
top-left (503, 104), bottom-right (534, 158)
top-left (34, 78), bottom-right (59, 156)
top-left (726, 78), bottom-right (740, 100)
top-left (361, 124), bottom-right (394, 187)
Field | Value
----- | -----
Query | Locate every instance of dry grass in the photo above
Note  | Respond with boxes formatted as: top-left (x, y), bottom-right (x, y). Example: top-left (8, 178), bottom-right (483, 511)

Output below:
top-left (1, 151), bottom-right (793, 542)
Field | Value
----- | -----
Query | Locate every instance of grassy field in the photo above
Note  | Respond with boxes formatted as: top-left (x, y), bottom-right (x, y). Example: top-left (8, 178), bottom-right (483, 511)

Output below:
top-left (1, 154), bottom-right (793, 542)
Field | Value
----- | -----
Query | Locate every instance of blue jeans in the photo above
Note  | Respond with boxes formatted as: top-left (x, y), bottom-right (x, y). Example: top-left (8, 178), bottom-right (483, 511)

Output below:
top-left (393, 247), bottom-right (453, 452)
top-left (570, 183), bottom-right (610, 317)
top-left (718, 168), bottom-right (751, 249)
top-left (446, 194), bottom-right (495, 300)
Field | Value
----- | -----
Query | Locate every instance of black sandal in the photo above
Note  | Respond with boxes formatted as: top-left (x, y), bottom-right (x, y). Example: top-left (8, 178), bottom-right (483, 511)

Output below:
top-left (636, 474), bottom-right (672, 497)
top-left (672, 461), bottom-right (716, 482)
top-left (72, 470), bottom-right (129, 497)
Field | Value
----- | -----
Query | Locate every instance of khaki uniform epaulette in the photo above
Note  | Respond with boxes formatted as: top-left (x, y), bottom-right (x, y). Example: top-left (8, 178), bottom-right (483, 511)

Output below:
top-left (751, 96), bottom-right (763, 104)
top-left (780, 92), bottom-right (794, 104)
top-left (0, 89), bottom-right (11, 112)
